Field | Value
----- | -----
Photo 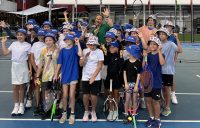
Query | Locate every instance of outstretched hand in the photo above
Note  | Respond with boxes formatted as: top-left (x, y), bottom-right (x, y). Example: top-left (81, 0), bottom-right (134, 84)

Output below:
top-left (102, 8), bottom-right (110, 17)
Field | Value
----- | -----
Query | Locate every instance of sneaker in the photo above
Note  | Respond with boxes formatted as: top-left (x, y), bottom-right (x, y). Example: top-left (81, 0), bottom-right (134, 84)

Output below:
top-left (91, 111), bottom-right (97, 122)
top-left (25, 100), bottom-right (32, 108)
top-left (59, 113), bottom-right (67, 124)
top-left (152, 119), bottom-right (161, 128)
top-left (107, 111), bottom-right (113, 120)
top-left (140, 100), bottom-right (146, 109)
top-left (18, 105), bottom-right (25, 115)
top-left (161, 107), bottom-right (171, 117)
top-left (11, 104), bottom-right (19, 116)
top-left (82, 111), bottom-right (89, 122)
top-left (145, 117), bottom-right (154, 127)
top-left (69, 114), bottom-right (75, 125)
top-left (33, 107), bottom-right (40, 116)
top-left (113, 111), bottom-right (118, 120)
top-left (123, 113), bottom-right (128, 124)
top-left (171, 96), bottom-right (178, 104)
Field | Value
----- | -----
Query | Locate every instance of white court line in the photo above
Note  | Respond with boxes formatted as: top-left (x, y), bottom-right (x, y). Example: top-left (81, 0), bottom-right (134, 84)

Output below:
top-left (175, 93), bottom-right (200, 95)
top-left (196, 75), bottom-right (200, 78)
top-left (0, 91), bottom-right (12, 93)
top-left (0, 118), bottom-right (200, 123)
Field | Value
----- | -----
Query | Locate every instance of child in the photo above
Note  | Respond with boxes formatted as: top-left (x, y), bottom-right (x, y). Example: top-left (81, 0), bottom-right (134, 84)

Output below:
top-left (138, 15), bottom-right (157, 44)
top-left (103, 41), bottom-right (124, 120)
top-left (123, 44), bottom-right (142, 123)
top-left (1, 28), bottom-right (32, 115)
top-left (80, 36), bottom-right (104, 122)
top-left (30, 29), bottom-right (46, 115)
top-left (42, 21), bottom-right (52, 32)
top-left (164, 20), bottom-right (181, 104)
top-left (58, 24), bottom-right (73, 49)
top-left (144, 36), bottom-right (165, 128)
top-left (53, 34), bottom-right (83, 124)
top-left (129, 27), bottom-right (147, 109)
top-left (156, 27), bottom-right (182, 116)
top-left (35, 32), bottom-right (60, 117)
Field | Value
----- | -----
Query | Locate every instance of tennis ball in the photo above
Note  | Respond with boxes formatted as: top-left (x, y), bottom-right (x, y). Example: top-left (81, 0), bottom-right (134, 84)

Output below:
top-left (128, 117), bottom-right (132, 121)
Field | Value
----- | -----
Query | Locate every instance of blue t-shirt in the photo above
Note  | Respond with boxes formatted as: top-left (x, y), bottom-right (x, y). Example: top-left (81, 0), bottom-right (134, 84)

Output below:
top-left (147, 53), bottom-right (162, 89)
top-left (73, 28), bottom-right (82, 38)
top-left (161, 41), bottom-right (177, 75)
top-left (168, 35), bottom-right (177, 45)
top-left (57, 46), bottom-right (79, 84)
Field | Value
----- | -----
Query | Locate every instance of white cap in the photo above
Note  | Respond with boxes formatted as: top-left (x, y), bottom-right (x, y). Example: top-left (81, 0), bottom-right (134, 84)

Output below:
top-left (129, 28), bottom-right (139, 33)
top-left (157, 27), bottom-right (171, 36)
top-left (148, 15), bottom-right (157, 20)
top-left (86, 36), bottom-right (99, 45)
top-left (109, 28), bottom-right (118, 36)
top-left (62, 24), bottom-right (73, 31)
top-left (164, 20), bottom-right (174, 28)
top-left (148, 36), bottom-right (161, 45)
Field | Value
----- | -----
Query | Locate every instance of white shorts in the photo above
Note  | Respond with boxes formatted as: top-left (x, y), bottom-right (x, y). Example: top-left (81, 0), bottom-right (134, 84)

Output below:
top-left (11, 61), bottom-right (30, 85)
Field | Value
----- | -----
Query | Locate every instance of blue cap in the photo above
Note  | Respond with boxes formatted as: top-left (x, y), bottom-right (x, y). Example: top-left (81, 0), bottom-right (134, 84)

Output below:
top-left (32, 24), bottom-right (40, 33)
top-left (125, 36), bottom-right (136, 43)
top-left (16, 28), bottom-right (27, 36)
top-left (114, 24), bottom-right (121, 30)
top-left (110, 41), bottom-right (119, 48)
top-left (42, 21), bottom-right (53, 27)
top-left (104, 32), bottom-right (115, 39)
top-left (81, 21), bottom-right (89, 27)
top-left (125, 45), bottom-right (141, 59)
top-left (71, 21), bottom-right (77, 27)
top-left (50, 29), bottom-right (58, 35)
top-left (26, 19), bottom-right (36, 25)
top-left (37, 29), bottom-right (46, 36)
top-left (44, 32), bottom-right (56, 41)
top-left (123, 24), bottom-right (133, 31)
top-left (64, 33), bottom-right (75, 41)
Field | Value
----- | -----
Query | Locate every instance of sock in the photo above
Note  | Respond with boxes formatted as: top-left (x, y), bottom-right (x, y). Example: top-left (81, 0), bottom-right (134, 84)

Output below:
top-left (155, 118), bottom-right (160, 121)
top-left (150, 116), bottom-right (154, 120)
top-left (171, 91), bottom-right (176, 97)
top-left (14, 103), bottom-right (19, 107)
top-left (20, 103), bottom-right (24, 106)
top-left (62, 111), bottom-right (67, 115)
top-left (140, 98), bottom-right (145, 101)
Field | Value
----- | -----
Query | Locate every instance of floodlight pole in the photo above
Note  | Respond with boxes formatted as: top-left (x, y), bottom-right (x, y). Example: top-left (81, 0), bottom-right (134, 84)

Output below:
top-left (48, 0), bottom-right (53, 22)
top-left (143, 4), bottom-right (146, 26)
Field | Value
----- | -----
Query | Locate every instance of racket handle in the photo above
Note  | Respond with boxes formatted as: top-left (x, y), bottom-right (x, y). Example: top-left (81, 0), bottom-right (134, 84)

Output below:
top-left (110, 79), bottom-right (113, 92)
top-left (144, 56), bottom-right (147, 62)
top-left (133, 116), bottom-right (137, 128)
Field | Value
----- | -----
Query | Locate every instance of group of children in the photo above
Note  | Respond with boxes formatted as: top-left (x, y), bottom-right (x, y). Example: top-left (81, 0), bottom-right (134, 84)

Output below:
top-left (0, 10), bottom-right (182, 128)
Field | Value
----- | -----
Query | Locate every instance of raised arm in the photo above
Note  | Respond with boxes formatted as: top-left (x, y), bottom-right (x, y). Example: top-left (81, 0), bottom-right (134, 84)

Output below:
top-left (102, 8), bottom-right (113, 27)
top-left (1, 36), bottom-right (10, 55)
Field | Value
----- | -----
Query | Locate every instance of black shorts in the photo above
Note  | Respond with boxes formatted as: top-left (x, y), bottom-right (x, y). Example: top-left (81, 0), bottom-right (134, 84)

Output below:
top-left (82, 81), bottom-right (101, 95)
top-left (42, 81), bottom-right (52, 90)
top-left (162, 74), bottom-right (173, 86)
top-left (104, 77), bottom-right (122, 90)
top-left (144, 89), bottom-right (161, 101)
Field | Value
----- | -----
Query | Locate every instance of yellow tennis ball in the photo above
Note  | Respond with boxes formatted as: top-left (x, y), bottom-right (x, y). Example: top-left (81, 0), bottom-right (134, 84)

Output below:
top-left (128, 117), bottom-right (132, 121)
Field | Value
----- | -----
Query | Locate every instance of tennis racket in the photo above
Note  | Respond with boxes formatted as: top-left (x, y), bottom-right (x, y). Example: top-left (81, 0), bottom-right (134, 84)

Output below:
top-left (125, 85), bottom-right (140, 128)
top-left (24, 82), bottom-right (31, 109)
top-left (132, 0), bottom-right (143, 24)
top-left (50, 81), bottom-right (61, 122)
top-left (140, 57), bottom-right (153, 93)
top-left (103, 79), bottom-right (118, 121)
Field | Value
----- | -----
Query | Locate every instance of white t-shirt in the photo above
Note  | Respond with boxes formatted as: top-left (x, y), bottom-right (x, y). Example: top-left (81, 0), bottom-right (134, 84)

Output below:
top-left (30, 41), bottom-right (46, 66)
top-left (82, 48), bottom-right (104, 81)
top-left (8, 41), bottom-right (31, 62)
top-left (58, 34), bottom-right (67, 49)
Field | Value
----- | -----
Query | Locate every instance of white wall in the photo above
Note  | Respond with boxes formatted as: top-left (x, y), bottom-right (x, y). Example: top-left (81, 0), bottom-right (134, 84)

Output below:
top-left (0, 0), bottom-right (17, 12)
